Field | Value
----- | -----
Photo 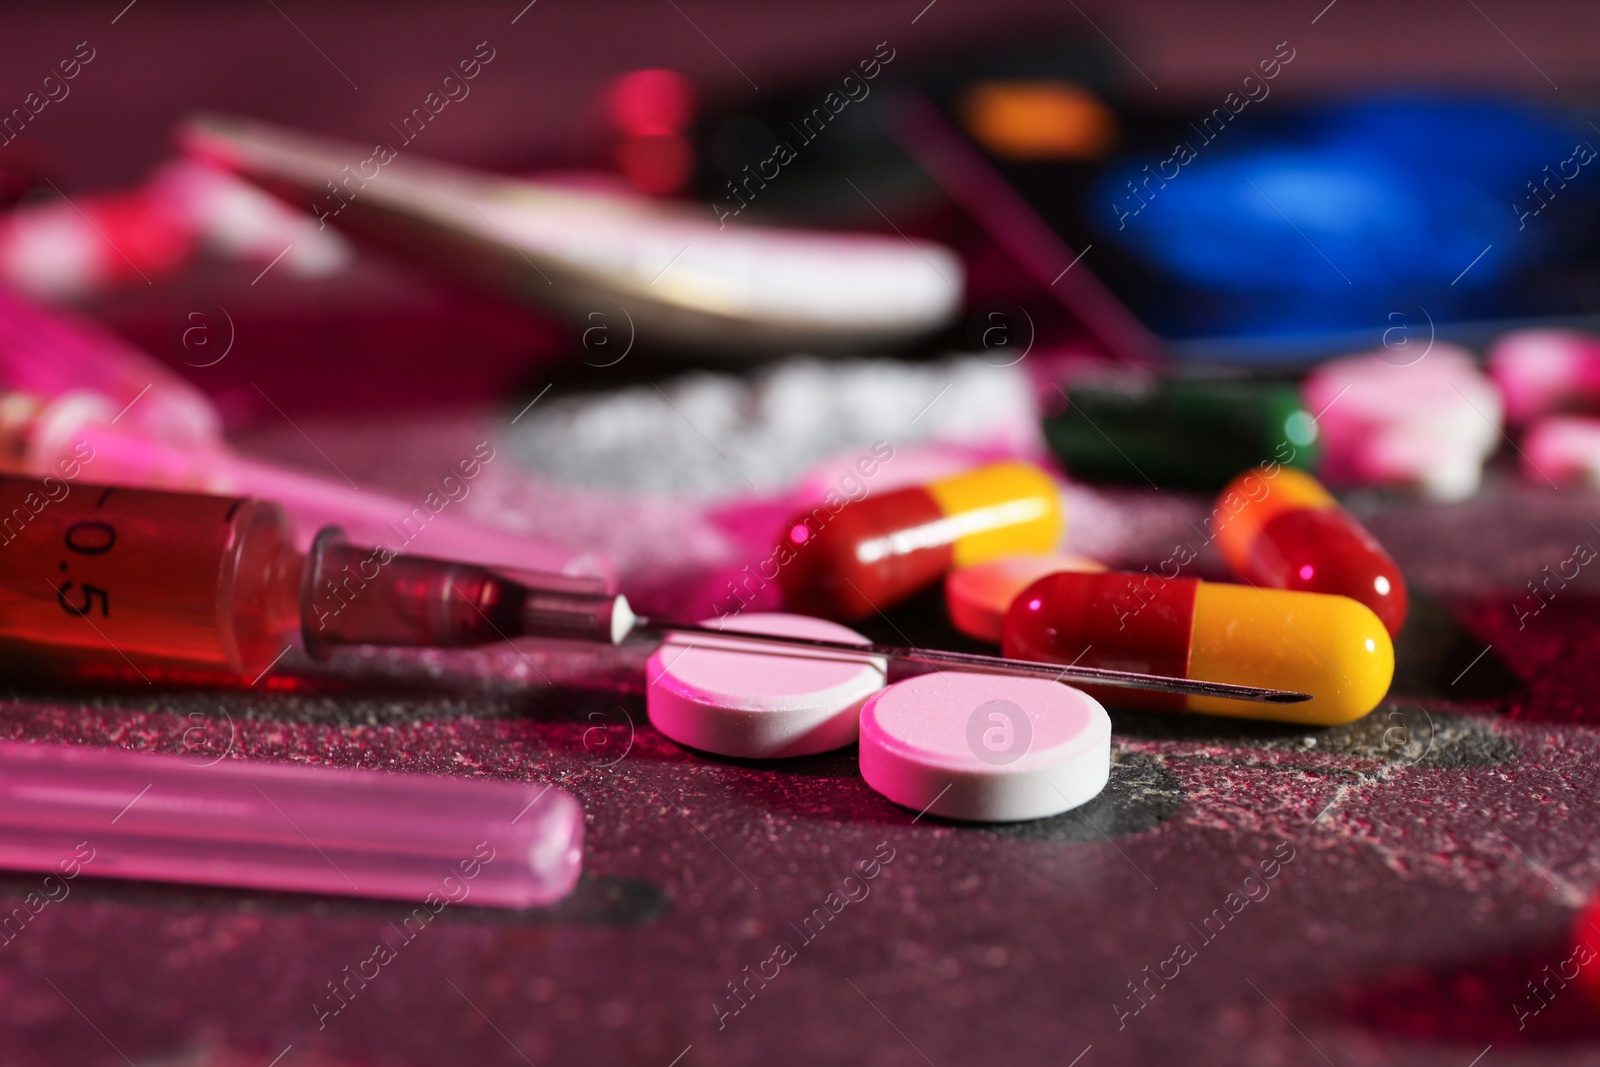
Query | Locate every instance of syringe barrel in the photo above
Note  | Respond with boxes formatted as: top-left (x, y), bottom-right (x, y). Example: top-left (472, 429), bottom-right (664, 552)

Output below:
top-left (0, 478), bottom-right (627, 678)
top-left (0, 477), bottom-right (302, 679)
top-left (0, 741), bottom-right (583, 908)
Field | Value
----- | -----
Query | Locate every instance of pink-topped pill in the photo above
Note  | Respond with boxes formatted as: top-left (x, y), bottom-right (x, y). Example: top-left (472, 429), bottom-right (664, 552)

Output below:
top-left (647, 613), bottom-right (886, 758)
top-left (859, 671), bottom-right (1110, 822)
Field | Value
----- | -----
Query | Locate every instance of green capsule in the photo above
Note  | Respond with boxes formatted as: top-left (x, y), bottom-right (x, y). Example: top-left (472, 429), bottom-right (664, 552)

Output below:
top-left (1042, 375), bottom-right (1319, 491)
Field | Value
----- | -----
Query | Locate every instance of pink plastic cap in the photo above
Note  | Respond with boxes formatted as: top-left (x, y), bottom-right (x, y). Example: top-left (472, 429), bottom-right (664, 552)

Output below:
top-left (0, 742), bottom-right (583, 908)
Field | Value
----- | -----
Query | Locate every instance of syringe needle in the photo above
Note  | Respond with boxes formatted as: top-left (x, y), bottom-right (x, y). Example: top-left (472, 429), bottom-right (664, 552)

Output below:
top-left (346, 565), bottom-right (1309, 706)
top-left (636, 620), bottom-right (1312, 705)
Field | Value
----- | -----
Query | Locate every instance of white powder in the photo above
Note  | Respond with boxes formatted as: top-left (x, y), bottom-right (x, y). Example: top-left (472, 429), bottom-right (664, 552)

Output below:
top-left (505, 354), bottom-right (1043, 498)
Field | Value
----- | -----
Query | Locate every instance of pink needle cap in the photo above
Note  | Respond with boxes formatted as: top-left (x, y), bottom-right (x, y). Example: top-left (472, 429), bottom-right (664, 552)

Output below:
top-left (0, 742), bottom-right (583, 908)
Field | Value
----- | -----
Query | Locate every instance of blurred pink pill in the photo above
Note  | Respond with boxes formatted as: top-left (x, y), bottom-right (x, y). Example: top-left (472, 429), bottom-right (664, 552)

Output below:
top-left (1305, 345), bottom-right (1500, 499)
top-left (1488, 328), bottom-right (1600, 426)
top-left (0, 742), bottom-right (583, 908)
top-left (945, 552), bottom-right (1105, 644)
top-left (859, 672), bottom-right (1110, 822)
top-left (1351, 426), bottom-right (1487, 502)
top-left (1524, 415), bottom-right (1600, 487)
top-left (1305, 345), bottom-right (1499, 447)
top-left (647, 613), bottom-right (885, 758)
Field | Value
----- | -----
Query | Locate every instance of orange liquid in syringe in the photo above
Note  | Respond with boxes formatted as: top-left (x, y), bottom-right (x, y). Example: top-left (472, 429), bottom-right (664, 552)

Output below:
top-left (0, 478), bottom-right (301, 677)
top-left (0, 477), bottom-right (625, 681)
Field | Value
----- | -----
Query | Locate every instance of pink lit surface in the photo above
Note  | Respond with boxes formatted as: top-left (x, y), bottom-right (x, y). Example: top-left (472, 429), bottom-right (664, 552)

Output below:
top-left (0, 741), bottom-right (582, 908)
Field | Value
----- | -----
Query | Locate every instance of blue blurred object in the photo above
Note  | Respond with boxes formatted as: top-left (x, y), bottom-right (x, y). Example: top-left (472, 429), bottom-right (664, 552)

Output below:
top-left (1093, 96), bottom-right (1598, 339)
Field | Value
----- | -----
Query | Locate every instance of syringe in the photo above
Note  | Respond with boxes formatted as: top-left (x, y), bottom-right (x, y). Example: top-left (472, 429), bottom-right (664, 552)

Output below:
top-left (0, 478), bottom-right (1306, 705)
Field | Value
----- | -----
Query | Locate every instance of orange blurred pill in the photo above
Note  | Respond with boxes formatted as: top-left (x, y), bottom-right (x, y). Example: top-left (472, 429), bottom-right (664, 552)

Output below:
top-left (945, 552), bottom-right (1105, 643)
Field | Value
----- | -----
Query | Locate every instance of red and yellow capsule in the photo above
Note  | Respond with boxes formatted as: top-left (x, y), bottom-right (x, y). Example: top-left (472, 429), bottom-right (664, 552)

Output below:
top-left (1214, 467), bottom-right (1407, 637)
top-left (777, 461), bottom-right (1061, 621)
top-left (1001, 570), bottom-right (1393, 724)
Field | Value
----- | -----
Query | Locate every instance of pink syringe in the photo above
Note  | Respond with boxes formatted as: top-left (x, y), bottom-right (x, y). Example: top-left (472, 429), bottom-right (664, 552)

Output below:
top-left (0, 741), bottom-right (583, 907)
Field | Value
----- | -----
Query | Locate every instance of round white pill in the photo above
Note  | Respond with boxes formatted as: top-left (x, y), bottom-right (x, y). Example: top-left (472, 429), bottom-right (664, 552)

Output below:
top-left (646, 613), bottom-right (886, 758)
top-left (945, 552), bottom-right (1105, 644)
top-left (859, 671), bottom-right (1111, 822)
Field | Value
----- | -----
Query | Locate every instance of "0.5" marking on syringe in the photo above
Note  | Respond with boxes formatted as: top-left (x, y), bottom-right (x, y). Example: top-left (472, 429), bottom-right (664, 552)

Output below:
top-left (55, 520), bottom-right (115, 618)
